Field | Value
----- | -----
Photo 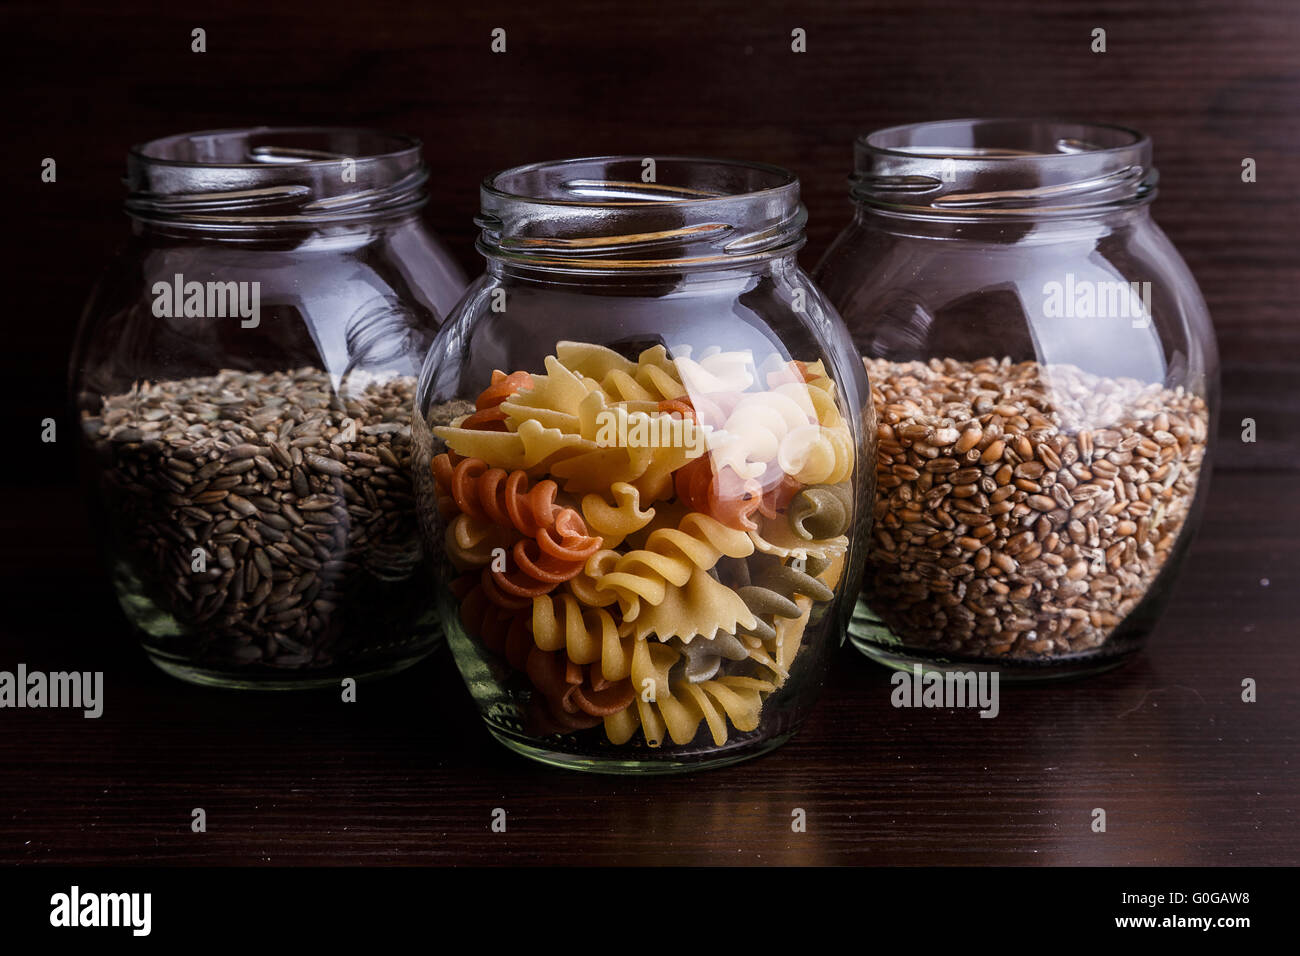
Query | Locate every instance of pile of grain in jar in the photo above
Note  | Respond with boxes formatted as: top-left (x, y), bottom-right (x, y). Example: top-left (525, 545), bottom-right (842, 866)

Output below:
top-left (862, 356), bottom-right (1209, 659)
top-left (81, 367), bottom-right (431, 671)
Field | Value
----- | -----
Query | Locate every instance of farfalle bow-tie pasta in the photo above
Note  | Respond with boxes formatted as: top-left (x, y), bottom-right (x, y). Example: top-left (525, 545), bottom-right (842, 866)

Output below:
top-left (432, 342), bottom-right (854, 749)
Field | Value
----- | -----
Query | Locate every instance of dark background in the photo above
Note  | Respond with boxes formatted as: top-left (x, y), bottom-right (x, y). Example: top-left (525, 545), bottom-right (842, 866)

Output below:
top-left (1, 0), bottom-right (1296, 868)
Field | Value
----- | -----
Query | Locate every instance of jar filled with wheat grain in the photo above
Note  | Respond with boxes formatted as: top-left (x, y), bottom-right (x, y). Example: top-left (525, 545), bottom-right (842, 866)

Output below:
top-left (815, 119), bottom-right (1217, 679)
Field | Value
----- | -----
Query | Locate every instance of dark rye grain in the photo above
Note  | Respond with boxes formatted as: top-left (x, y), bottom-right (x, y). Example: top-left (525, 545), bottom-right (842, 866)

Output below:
top-left (82, 367), bottom-right (428, 671)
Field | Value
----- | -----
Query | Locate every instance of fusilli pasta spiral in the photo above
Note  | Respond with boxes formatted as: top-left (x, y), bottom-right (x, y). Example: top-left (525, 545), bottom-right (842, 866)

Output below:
top-left (601, 638), bottom-right (776, 747)
top-left (434, 341), bottom-right (856, 754)
top-left (460, 369), bottom-right (533, 432)
top-left (673, 456), bottom-right (764, 531)
top-left (434, 454), bottom-right (603, 600)
top-left (594, 511), bottom-right (755, 620)
top-left (554, 341), bottom-right (687, 403)
top-left (455, 574), bottom-right (533, 670)
top-left (787, 482), bottom-right (853, 540)
top-left (530, 589), bottom-right (633, 682)
top-left (580, 482), bottom-right (655, 549)
top-left (527, 647), bottom-right (636, 734)
top-left (444, 512), bottom-right (514, 570)
top-left (672, 630), bottom-right (750, 683)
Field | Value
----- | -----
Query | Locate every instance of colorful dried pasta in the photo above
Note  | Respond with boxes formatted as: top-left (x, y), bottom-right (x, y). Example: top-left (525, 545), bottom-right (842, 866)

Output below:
top-left (431, 341), bottom-right (855, 751)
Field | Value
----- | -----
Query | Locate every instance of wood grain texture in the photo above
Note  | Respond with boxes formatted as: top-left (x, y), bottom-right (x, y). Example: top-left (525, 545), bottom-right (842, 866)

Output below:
top-left (0, 472), bottom-right (1295, 866)
top-left (0, 0), bottom-right (1296, 866)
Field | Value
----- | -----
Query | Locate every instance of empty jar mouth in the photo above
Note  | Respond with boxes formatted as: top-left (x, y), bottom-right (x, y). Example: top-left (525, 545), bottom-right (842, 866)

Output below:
top-left (851, 118), bottom-right (1156, 218)
top-left (477, 156), bottom-right (807, 272)
top-left (126, 126), bottom-right (428, 227)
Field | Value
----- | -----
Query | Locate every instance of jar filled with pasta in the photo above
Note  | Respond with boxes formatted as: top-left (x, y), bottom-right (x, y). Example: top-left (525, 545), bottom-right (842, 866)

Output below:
top-left (413, 156), bottom-right (872, 772)
top-left (815, 119), bottom-right (1218, 679)
top-left (71, 127), bottom-right (467, 689)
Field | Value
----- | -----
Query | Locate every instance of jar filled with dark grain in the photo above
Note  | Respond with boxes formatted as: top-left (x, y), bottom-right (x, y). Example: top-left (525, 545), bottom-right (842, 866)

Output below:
top-left (70, 127), bottom-right (467, 689)
top-left (815, 119), bottom-right (1218, 679)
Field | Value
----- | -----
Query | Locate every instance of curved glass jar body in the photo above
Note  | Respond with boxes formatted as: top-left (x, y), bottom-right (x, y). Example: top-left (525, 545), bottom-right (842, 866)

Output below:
top-left (71, 127), bottom-right (467, 689)
top-left (815, 120), bottom-right (1218, 679)
top-left (414, 157), bottom-right (873, 773)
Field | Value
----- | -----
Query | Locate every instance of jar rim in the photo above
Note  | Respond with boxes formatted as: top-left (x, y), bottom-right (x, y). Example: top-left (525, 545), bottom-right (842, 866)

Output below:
top-left (851, 118), bottom-right (1157, 219)
top-left (125, 126), bottom-right (429, 229)
top-left (480, 155), bottom-right (799, 207)
top-left (856, 118), bottom-right (1149, 161)
top-left (130, 126), bottom-right (423, 168)
top-left (476, 156), bottom-right (806, 272)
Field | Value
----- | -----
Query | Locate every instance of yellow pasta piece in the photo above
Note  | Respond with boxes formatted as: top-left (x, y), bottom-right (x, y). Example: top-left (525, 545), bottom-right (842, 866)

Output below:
top-left (636, 363), bottom-right (687, 401)
top-left (805, 387), bottom-right (855, 482)
top-left (802, 378), bottom-right (844, 425)
top-left (530, 592), bottom-right (632, 682)
top-left (630, 566), bottom-right (757, 642)
top-left (774, 594), bottom-right (814, 675)
top-left (580, 482), bottom-right (655, 549)
top-left (690, 677), bottom-right (771, 738)
top-left (629, 638), bottom-right (692, 747)
top-left (611, 655), bottom-right (777, 749)
top-left (568, 550), bottom-right (621, 607)
top-left (550, 443), bottom-right (657, 492)
top-left (820, 551), bottom-right (845, 592)
top-left (599, 368), bottom-right (655, 402)
top-left (498, 355), bottom-right (594, 432)
top-left (577, 391), bottom-right (701, 446)
top-left (596, 512), bottom-right (755, 620)
top-left (516, 393), bottom-right (696, 498)
top-left (434, 417), bottom-right (594, 471)
top-left (553, 341), bottom-right (655, 380)
top-left (603, 705), bottom-right (641, 746)
top-left (444, 513), bottom-right (513, 570)
top-left (679, 682), bottom-right (729, 745)
top-left (553, 342), bottom-right (685, 403)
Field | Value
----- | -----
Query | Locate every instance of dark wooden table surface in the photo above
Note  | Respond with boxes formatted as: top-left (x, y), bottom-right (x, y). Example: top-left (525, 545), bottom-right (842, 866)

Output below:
top-left (0, 466), bottom-right (1295, 866)
top-left (2, 0), bottom-right (1297, 867)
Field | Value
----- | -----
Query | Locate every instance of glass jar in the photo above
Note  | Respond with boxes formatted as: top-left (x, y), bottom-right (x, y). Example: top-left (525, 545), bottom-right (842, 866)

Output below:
top-left (815, 119), bottom-right (1217, 679)
top-left (71, 127), bottom-right (467, 689)
top-left (413, 156), bottom-right (872, 772)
